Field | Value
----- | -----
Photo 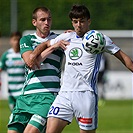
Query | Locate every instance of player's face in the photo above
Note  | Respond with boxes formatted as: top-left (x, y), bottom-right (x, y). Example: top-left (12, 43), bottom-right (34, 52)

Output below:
top-left (32, 10), bottom-right (52, 38)
top-left (72, 18), bottom-right (91, 37)
top-left (10, 36), bottom-right (20, 52)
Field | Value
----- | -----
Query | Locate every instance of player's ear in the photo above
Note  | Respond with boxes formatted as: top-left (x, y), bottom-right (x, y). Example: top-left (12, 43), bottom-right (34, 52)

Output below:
top-left (32, 19), bottom-right (36, 26)
top-left (88, 19), bottom-right (91, 25)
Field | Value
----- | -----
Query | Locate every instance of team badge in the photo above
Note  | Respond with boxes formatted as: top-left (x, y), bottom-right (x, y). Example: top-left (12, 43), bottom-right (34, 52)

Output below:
top-left (69, 47), bottom-right (83, 60)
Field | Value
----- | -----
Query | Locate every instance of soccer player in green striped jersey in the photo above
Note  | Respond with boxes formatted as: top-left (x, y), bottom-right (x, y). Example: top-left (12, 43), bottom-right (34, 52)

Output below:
top-left (7, 7), bottom-right (67, 133)
top-left (0, 32), bottom-right (25, 111)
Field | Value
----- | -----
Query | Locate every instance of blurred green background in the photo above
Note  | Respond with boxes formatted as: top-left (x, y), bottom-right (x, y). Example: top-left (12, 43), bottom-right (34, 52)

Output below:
top-left (0, 0), bottom-right (132, 36)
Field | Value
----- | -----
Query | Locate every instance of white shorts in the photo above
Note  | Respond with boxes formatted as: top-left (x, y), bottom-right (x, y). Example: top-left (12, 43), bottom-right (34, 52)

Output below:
top-left (48, 91), bottom-right (98, 130)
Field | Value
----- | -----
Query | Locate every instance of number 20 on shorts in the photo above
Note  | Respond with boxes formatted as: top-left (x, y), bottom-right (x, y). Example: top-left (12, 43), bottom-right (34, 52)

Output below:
top-left (49, 106), bottom-right (60, 115)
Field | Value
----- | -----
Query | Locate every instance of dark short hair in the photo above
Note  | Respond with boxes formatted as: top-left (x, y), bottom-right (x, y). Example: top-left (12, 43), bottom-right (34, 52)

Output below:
top-left (10, 31), bottom-right (22, 38)
top-left (32, 6), bottom-right (51, 20)
top-left (69, 4), bottom-right (90, 20)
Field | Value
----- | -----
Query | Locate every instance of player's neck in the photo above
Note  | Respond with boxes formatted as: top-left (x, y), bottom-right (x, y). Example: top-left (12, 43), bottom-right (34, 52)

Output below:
top-left (36, 31), bottom-right (50, 38)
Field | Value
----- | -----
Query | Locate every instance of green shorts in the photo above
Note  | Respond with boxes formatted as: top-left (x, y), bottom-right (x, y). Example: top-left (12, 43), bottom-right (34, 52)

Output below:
top-left (8, 92), bottom-right (57, 133)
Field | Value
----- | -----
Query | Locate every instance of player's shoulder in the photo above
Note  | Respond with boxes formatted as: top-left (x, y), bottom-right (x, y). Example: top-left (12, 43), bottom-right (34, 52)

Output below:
top-left (49, 32), bottom-right (58, 39)
top-left (5, 48), bottom-right (13, 53)
top-left (8, 48), bottom-right (14, 53)
top-left (103, 34), bottom-right (120, 54)
top-left (1, 48), bottom-right (12, 58)
top-left (20, 33), bottom-right (36, 41)
top-left (103, 34), bottom-right (112, 42)
top-left (61, 31), bottom-right (75, 36)
top-left (59, 31), bottom-right (75, 40)
top-left (50, 32), bottom-right (57, 36)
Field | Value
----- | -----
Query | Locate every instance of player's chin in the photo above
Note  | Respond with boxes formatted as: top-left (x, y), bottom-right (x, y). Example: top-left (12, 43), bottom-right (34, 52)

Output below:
top-left (76, 30), bottom-right (84, 36)
top-left (43, 28), bottom-right (50, 34)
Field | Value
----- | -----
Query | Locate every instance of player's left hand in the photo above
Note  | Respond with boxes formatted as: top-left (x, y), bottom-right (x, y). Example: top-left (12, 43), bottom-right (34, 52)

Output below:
top-left (64, 29), bottom-right (75, 33)
top-left (53, 40), bottom-right (70, 50)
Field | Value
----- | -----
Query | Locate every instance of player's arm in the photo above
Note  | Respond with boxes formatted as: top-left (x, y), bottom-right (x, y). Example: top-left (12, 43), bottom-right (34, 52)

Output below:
top-left (30, 34), bottom-right (69, 60)
top-left (19, 36), bottom-right (40, 69)
top-left (20, 35), bottom-right (52, 69)
top-left (0, 52), bottom-right (7, 72)
top-left (22, 40), bottom-right (68, 69)
top-left (29, 33), bottom-right (71, 69)
top-left (30, 40), bottom-right (69, 69)
top-left (29, 40), bottom-right (51, 62)
top-left (114, 50), bottom-right (133, 72)
top-left (21, 50), bottom-right (38, 69)
top-left (24, 40), bottom-right (51, 69)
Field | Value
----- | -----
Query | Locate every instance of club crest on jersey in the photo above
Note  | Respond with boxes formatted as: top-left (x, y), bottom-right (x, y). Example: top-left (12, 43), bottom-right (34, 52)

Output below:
top-left (69, 47), bottom-right (83, 60)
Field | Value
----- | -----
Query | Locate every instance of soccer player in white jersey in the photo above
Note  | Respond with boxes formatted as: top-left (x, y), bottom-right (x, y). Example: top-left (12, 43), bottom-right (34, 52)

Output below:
top-left (0, 32), bottom-right (25, 111)
top-left (7, 7), bottom-right (68, 133)
top-left (26, 4), bottom-right (133, 133)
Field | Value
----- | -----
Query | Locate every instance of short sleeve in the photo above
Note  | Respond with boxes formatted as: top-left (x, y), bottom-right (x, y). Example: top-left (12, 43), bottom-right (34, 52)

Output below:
top-left (20, 35), bottom-right (33, 55)
top-left (104, 35), bottom-right (120, 55)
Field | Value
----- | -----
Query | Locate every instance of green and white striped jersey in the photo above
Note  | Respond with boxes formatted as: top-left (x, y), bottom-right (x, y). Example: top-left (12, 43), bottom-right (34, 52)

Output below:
top-left (20, 32), bottom-right (64, 95)
top-left (0, 48), bottom-right (25, 97)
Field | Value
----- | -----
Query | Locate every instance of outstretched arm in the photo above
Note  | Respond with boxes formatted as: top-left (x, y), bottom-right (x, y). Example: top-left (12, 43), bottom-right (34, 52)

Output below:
top-left (114, 50), bottom-right (133, 72)
top-left (28, 40), bottom-right (69, 69)
top-left (36, 40), bottom-right (68, 63)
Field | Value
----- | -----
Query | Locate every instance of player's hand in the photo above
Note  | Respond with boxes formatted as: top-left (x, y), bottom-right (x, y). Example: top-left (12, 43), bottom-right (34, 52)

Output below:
top-left (64, 30), bottom-right (75, 33)
top-left (27, 54), bottom-right (40, 69)
top-left (53, 40), bottom-right (69, 50)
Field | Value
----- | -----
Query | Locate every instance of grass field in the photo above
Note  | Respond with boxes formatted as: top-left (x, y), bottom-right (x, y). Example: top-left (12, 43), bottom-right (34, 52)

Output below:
top-left (0, 100), bottom-right (133, 133)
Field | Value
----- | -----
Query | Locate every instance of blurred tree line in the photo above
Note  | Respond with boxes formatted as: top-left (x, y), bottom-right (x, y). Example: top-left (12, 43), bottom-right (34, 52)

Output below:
top-left (0, 0), bottom-right (132, 36)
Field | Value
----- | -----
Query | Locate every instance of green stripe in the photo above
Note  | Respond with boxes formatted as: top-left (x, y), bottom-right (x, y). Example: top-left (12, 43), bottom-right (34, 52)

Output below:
top-left (9, 81), bottom-right (24, 84)
top-left (27, 69), bottom-right (59, 79)
top-left (43, 58), bottom-right (61, 69)
top-left (8, 73), bottom-right (25, 76)
top-left (53, 49), bottom-right (64, 57)
top-left (42, 50), bottom-right (64, 69)
top-left (11, 57), bottom-right (23, 60)
top-left (25, 82), bottom-right (60, 90)
top-left (9, 89), bottom-right (22, 93)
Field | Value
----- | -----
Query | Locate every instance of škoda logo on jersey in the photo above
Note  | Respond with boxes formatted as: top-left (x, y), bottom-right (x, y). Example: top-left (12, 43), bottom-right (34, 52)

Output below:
top-left (69, 47), bottom-right (83, 60)
top-left (68, 47), bottom-right (83, 66)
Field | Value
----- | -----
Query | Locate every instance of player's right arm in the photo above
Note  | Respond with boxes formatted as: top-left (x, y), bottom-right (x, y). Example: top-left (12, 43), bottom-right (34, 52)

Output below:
top-left (29, 40), bottom-right (69, 69)
top-left (20, 35), bottom-right (69, 69)
top-left (30, 32), bottom-right (71, 58)
top-left (29, 33), bottom-right (71, 68)
top-left (19, 35), bottom-right (48, 69)
top-left (35, 40), bottom-right (69, 64)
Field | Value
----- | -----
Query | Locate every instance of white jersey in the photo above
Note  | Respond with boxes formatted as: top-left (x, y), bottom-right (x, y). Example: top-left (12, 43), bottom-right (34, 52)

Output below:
top-left (50, 32), bottom-right (120, 94)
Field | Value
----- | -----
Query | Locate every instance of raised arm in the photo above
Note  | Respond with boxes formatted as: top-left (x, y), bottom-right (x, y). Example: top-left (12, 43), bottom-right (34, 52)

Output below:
top-left (114, 50), bottom-right (133, 72)
top-left (36, 40), bottom-right (68, 63)
top-left (28, 40), bottom-right (69, 69)
top-left (29, 40), bottom-right (51, 61)
top-left (21, 40), bottom-right (50, 69)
